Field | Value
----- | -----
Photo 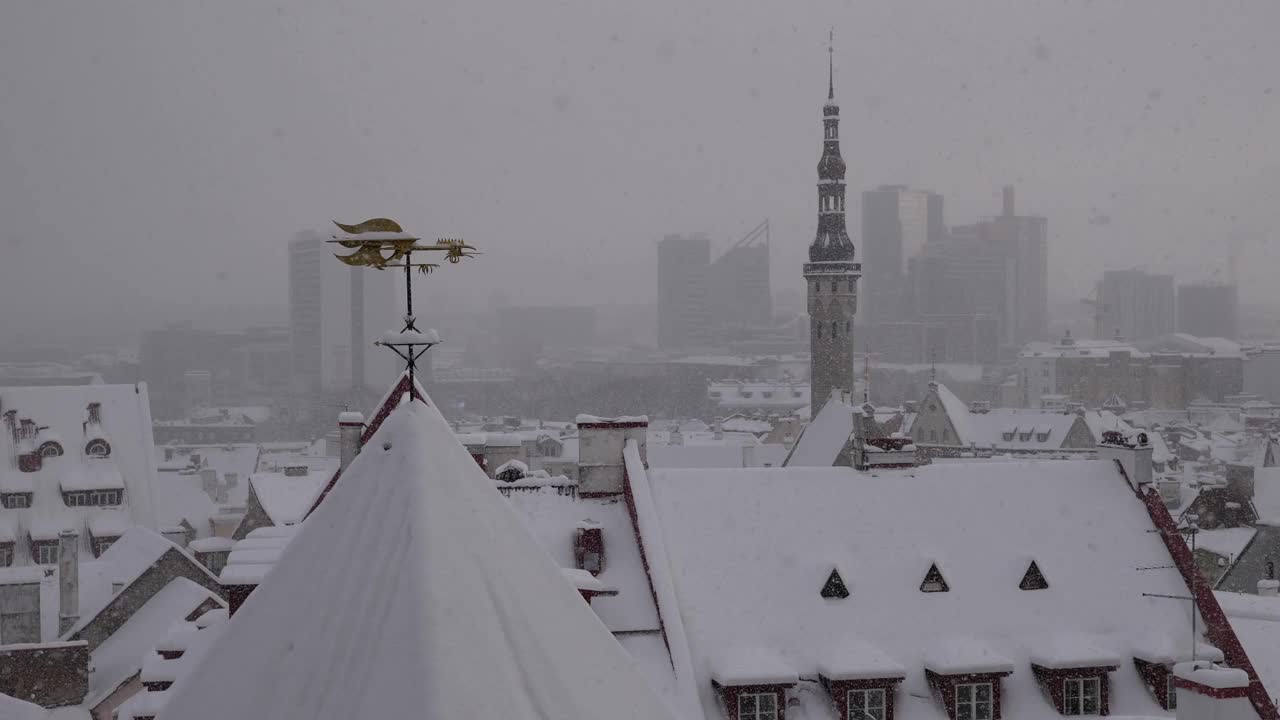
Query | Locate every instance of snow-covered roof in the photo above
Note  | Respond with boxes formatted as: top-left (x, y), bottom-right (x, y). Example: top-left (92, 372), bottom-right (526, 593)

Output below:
top-left (816, 640), bottom-right (907, 681)
top-left (576, 414), bottom-right (650, 425)
top-left (84, 577), bottom-right (222, 707)
top-left (638, 458), bottom-right (1224, 720)
top-left (711, 647), bottom-right (798, 686)
top-left (1027, 633), bottom-right (1123, 669)
top-left (503, 489), bottom-right (660, 634)
top-left (648, 443), bottom-right (789, 469)
top-left (784, 390), bottom-right (851, 467)
top-left (1218, 590), bottom-right (1280, 704)
top-left (248, 470), bottom-right (326, 526)
top-left (0, 383), bottom-right (160, 562)
top-left (933, 383), bottom-right (975, 446)
top-left (160, 395), bottom-right (677, 720)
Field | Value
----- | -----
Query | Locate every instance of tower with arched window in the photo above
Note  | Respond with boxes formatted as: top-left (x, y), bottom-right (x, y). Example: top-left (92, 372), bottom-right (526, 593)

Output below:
top-left (805, 36), bottom-right (861, 412)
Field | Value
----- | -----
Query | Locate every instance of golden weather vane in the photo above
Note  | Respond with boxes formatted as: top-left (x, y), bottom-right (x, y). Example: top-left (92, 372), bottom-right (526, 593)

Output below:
top-left (330, 218), bottom-right (480, 397)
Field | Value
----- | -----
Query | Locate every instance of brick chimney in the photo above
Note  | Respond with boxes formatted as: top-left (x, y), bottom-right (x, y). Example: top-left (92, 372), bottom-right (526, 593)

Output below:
top-left (1098, 429), bottom-right (1153, 492)
top-left (58, 530), bottom-right (79, 635)
top-left (338, 411), bottom-right (365, 472)
top-left (1173, 662), bottom-right (1254, 720)
top-left (576, 415), bottom-right (648, 497)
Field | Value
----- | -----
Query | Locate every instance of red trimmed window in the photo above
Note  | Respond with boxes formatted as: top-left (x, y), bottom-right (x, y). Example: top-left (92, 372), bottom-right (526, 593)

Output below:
top-left (574, 526), bottom-right (605, 576)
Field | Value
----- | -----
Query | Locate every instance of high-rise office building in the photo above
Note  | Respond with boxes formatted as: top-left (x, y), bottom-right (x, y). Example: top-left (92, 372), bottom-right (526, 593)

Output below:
top-left (860, 185), bottom-right (944, 324)
top-left (1178, 283), bottom-right (1239, 339)
top-left (288, 230), bottom-right (397, 392)
top-left (983, 186), bottom-right (1049, 346)
top-left (805, 47), bottom-right (861, 412)
top-left (1094, 269), bottom-right (1175, 342)
top-left (656, 233), bottom-right (713, 350)
top-left (656, 225), bottom-right (772, 351)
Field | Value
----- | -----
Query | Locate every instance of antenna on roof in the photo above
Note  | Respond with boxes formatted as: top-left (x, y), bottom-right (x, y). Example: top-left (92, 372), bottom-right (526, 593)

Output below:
top-left (330, 219), bottom-right (479, 399)
top-left (1140, 525), bottom-right (1201, 663)
top-left (863, 354), bottom-right (871, 405)
top-left (930, 349), bottom-right (937, 383)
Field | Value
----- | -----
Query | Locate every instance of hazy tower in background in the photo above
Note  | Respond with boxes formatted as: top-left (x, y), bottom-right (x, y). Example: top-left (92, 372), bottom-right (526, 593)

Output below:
top-left (860, 185), bottom-right (944, 324)
top-left (288, 230), bottom-right (396, 392)
top-left (805, 38), bottom-right (861, 412)
top-left (656, 233), bottom-right (713, 349)
top-left (1178, 282), bottom-right (1239, 339)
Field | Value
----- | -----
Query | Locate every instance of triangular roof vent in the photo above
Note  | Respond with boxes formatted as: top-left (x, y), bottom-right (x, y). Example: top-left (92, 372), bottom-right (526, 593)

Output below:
top-left (1019, 560), bottom-right (1049, 591)
top-left (821, 568), bottom-right (849, 599)
top-left (920, 563), bottom-right (949, 593)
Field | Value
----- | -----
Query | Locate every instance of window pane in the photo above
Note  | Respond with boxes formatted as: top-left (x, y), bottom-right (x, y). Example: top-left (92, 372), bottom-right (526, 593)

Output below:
top-left (976, 684), bottom-right (991, 702)
top-left (759, 694), bottom-right (775, 713)
top-left (958, 685), bottom-right (972, 703)
top-left (740, 695), bottom-right (755, 714)
top-left (977, 700), bottom-right (991, 720)
top-left (957, 704), bottom-right (972, 720)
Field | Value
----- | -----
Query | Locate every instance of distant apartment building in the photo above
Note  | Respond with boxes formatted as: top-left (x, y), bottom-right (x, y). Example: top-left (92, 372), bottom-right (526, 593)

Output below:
top-left (656, 225), bottom-right (771, 351)
top-left (892, 186), bottom-right (1046, 363)
top-left (288, 230), bottom-right (396, 392)
top-left (1016, 331), bottom-right (1243, 409)
top-left (1094, 269), bottom-right (1175, 342)
top-left (860, 185), bottom-right (944, 325)
top-left (1178, 282), bottom-right (1239, 339)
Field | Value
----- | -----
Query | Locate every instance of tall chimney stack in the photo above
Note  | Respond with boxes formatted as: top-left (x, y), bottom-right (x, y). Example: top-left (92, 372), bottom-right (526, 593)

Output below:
top-left (338, 411), bottom-right (366, 472)
top-left (58, 530), bottom-right (79, 635)
top-left (1002, 185), bottom-right (1015, 217)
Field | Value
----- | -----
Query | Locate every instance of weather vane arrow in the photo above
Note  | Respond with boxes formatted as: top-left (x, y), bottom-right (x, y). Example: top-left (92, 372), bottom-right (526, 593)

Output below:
top-left (331, 218), bottom-right (479, 399)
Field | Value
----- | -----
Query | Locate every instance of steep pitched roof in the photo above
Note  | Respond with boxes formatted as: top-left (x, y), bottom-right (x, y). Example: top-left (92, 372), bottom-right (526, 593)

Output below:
top-left (784, 390), bottom-right (852, 467)
top-left (637, 459), bottom-right (1249, 720)
top-left (159, 392), bottom-right (677, 720)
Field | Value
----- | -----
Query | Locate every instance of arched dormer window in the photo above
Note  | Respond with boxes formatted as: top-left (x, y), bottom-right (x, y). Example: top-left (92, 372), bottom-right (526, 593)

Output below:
top-left (85, 439), bottom-right (111, 458)
top-left (38, 441), bottom-right (64, 458)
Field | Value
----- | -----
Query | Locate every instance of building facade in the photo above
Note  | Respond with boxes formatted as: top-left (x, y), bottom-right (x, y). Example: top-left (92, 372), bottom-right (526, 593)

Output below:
top-left (1095, 269), bottom-right (1176, 342)
top-left (860, 185), bottom-right (944, 325)
top-left (1179, 282), bottom-right (1239, 340)
top-left (805, 53), bottom-right (860, 412)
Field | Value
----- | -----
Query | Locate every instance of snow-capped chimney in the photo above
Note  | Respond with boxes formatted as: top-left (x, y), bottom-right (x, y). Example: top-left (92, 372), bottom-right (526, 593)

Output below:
top-left (575, 415), bottom-right (648, 496)
top-left (1173, 662), bottom-right (1254, 720)
top-left (742, 445), bottom-right (756, 468)
top-left (338, 411), bottom-right (365, 472)
top-left (1259, 579), bottom-right (1279, 597)
top-left (1098, 430), bottom-right (1153, 492)
top-left (58, 530), bottom-right (79, 635)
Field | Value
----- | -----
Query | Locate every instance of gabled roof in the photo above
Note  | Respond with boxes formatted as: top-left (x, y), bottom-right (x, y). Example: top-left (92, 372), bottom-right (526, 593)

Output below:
top-left (637, 459), bottom-right (1245, 720)
top-left (784, 390), bottom-right (852, 467)
top-left (160, 392), bottom-right (677, 720)
top-left (0, 383), bottom-right (160, 561)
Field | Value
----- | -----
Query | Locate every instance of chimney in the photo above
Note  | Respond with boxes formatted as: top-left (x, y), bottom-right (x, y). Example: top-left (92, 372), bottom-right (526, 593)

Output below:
top-left (742, 445), bottom-right (756, 468)
top-left (1002, 185), bottom-right (1015, 216)
top-left (1258, 579), bottom-right (1279, 597)
top-left (1173, 662), bottom-right (1254, 720)
top-left (713, 420), bottom-right (723, 441)
top-left (87, 402), bottom-right (102, 426)
top-left (338, 411), bottom-right (365, 472)
top-left (200, 468), bottom-right (218, 495)
top-left (575, 415), bottom-right (648, 496)
top-left (1098, 430), bottom-right (1153, 492)
top-left (58, 530), bottom-right (79, 635)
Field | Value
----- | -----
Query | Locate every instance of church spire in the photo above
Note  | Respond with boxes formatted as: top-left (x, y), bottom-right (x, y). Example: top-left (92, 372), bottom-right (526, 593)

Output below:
top-left (828, 28), bottom-right (835, 100)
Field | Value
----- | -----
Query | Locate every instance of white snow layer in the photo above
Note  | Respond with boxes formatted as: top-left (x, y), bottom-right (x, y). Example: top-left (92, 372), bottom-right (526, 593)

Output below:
top-left (158, 397), bottom-right (678, 720)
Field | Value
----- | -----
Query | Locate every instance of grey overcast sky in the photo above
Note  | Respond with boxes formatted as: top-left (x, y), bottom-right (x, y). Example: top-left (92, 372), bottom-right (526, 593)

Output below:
top-left (1, 0), bottom-right (1278, 340)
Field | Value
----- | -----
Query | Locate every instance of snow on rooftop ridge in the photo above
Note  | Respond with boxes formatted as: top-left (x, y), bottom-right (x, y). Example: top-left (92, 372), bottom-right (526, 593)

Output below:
top-left (784, 389), bottom-right (852, 467)
top-left (1132, 635), bottom-right (1225, 665)
top-left (932, 382), bottom-right (975, 446)
top-left (816, 640), bottom-right (907, 681)
top-left (576, 414), bottom-right (650, 425)
top-left (923, 636), bottom-right (1014, 675)
top-left (161, 395), bottom-right (678, 720)
top-left (711, 647), bottom-right (799, 686)
top-left (1027, 633), bottom-right (1123, 669)
top-left (1174, 661), bottom-right (1251, 689)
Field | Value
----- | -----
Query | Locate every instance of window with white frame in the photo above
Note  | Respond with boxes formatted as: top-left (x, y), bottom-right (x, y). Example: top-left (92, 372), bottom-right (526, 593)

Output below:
top-left (0, 545), bottom-right (12, 567)
top-left (34, 543), bottom-right (59, 565)
top-left (847, 688), bottom-right (886, 720)
top-left (955, 682), bottom-right (992, 720)
top-left (1064, 677), bottom-right (1100, 715)
top-left (737, 691), bottom-right (778, 720)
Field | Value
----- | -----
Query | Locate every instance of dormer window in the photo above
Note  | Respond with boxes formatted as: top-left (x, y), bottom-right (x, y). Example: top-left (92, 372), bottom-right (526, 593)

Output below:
top-left (1001, 431), bottom-right (1015, 442)
top-left (1063, 677), bottom-right (1100, 715)
top-left (85, 439), bottom-right (111, 458)
top-left (1, 493), bottom-right (32, 509)
top-left (38, 441), bottom-right (63, 457)
top-left (738, 692), bottom-right (778, 720)
top-left (920, 563), bottom-right (949, 593)
top-left (1019, 561), bottom-right (1049, 591)
top-left (955, 683), bottom-right (993, 720)
top-left (820, 568), bottom-right (849, 599)
top-left (574, 524), bottom-right (605, 576)
top-left (1018, 431), bottom-right (1033, 442)
top-left (1035, 432), bottom-right (1050, 442)
top-left (847, 689), bottom-right (885, 720)
top-left (762, 391), bottom-right (773, 399)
